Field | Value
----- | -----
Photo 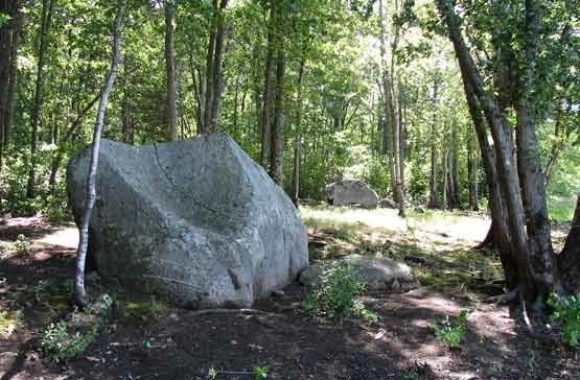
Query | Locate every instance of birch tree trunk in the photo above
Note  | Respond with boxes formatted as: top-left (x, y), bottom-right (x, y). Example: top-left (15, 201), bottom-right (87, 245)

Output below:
top-left (74, 0), bottom-right (126, 307)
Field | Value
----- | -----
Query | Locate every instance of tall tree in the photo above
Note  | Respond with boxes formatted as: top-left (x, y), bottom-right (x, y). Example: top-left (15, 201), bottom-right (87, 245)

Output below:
top-left (201, 0), bottom-right (229, 134)
top-left (0, 0), bottom-right (22, 169)
top-left (164, 0), bottom-right (178, 141)
top-left (74, 0), bottom-right (126, 307)
top-left (436, 0), bottom-right (558, 304)
top-left (26, 0), bottom-right (55, 198)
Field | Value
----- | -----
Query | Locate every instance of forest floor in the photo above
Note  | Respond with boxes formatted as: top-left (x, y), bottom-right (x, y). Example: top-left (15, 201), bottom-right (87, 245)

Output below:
top-left (0, 207), bottom-right (579, 380)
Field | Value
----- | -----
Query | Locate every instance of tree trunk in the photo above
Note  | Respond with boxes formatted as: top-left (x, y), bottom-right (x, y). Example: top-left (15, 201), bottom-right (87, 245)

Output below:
top-left (442, 149), bottom-right (448, 210)
top-left (514, 0), bottom-right (557, 298)
top-left (260, 3), bottom-right (276, 169)
top-left (427, 78), bottom-right (439, 209)
top-left (436, 0), bottom-right (542, 301)
top-left (74, 0), bottom-right (126, 307)
top-left (0, 0), bottom-right (22, 169)
top-left (48, 92), bottom-right (101, 189)
top-left (292, 137), bottom-right (301, 207)
top-left (164, 0), bottom-right (178, 141)
top-left (26, 0), bottom-right (55, 198)
top-left (269, 47), bottom-right (285, 185)
top-left (202, 0), bottom-right (228, 134)
top-left (450, 124), bottom-right (460, 208)
top-left (467, 132), bottom-right (479, 211)
top-left (558, 196), bottom-right (580, 294)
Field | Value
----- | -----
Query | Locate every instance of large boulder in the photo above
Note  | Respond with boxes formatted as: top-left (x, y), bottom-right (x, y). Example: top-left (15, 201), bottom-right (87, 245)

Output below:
top-left (326, 179), bottom-right (378, 209)
top-left (67, 133), bottom-right (308, 309)
top-left (379, 198), bottom-right (398, 209)
top-left (299, 255), bottom-right (420, 292)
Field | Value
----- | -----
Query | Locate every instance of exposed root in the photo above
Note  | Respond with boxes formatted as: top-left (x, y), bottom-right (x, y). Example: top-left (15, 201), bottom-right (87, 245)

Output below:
top-left (487, 287), bottom-right (522, 305)
top-left (189, 308), bottom-right (280, 317)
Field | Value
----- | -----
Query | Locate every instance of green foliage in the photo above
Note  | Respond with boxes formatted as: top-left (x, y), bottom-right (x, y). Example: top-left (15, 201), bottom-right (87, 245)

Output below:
top-left (0, 310), bottom-right (23, 336)
top-left (304, 263), bottom-right (377, 323)
top-left (548, 293), bottom-right (580, 348)
top-left (15, 234), bottom-right (30, 255)
top-left (119, 298), bottom-right (169, 320)
top-left (432, 309), bottom-right (470, 348)
top-left (41, 293), bottom-right (114, 362)
top-left (254, 366), bottom-right (269, 380)
top-left (0, 12), bottom-right (11, 27)
top-left (41, 320), bottom-right (98, 363)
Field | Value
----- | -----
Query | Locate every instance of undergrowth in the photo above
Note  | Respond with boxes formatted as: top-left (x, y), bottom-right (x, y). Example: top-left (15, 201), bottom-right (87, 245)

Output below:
top-left (548, 293), bottom-right (580, 348)
top-left (304, 263), bottom-right (377, 323)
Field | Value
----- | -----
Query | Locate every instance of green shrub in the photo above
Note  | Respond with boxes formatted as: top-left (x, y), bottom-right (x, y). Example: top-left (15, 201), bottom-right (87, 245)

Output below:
top-left (254, 366), bottom-right (269, 380)
top-left (548, 293), bottom-right (580, 348)
top-left (304, 264), bottom-right (377, 323)
top-left (432, 309), bottom-right (470, 348)
top-left (15, 234), bottom-right (30, 255)
top-left (41, 320), bottom-right (97, 362)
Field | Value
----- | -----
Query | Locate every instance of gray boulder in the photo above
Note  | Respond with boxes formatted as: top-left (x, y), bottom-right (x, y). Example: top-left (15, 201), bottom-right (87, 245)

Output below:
top-left (67, 133), bottom-right (308, 309)
top-left (299, 255), bottom-right (419, 292)
top-left (326, 179), bottom-right (378, 209)
top-left (379, 198), bottom-right (399, 209)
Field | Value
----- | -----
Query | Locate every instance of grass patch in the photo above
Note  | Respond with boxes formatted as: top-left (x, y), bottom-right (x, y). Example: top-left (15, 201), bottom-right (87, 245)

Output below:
top-left (118, 298), bottom-right (169, 320)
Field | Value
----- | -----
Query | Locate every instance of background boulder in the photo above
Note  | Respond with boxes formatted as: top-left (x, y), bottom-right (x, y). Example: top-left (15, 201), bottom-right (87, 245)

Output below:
top-left (326, 179), bottom-right (378, 209)
top-left (67, 133), bottom-right (308, 309)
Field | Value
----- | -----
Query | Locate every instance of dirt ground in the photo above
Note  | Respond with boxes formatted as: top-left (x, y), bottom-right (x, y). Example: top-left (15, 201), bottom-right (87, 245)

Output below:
top-left (0, 211), bottom-right (579, 380)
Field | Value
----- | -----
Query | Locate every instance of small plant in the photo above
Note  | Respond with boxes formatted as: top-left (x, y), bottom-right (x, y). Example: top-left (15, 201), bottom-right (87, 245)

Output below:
top-left (41, 320), bottom-right (98, 362)
top-left (304, 263), bottom-right (377, 323)
top-left (254, 366), bottom-right (269, 380)
top-left (119, 298), bottom-right (169, 320)
top-left (432, 309), bottom-right (470, 348)
top-left (15, 234), bottom-right (30, 255)
top-left (207, 366), bottom-right (217, 380)
top-left (0, 310), bottom-right (23, 336)
top-left (548, 293), bottom-right (580, 348)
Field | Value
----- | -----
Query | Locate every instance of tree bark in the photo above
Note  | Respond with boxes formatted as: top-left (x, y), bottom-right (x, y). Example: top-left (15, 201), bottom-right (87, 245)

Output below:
top-left (202, 0), bottom-right (228, 134)
top-left (74, 0), bottom-right (126, 307)
top-left (436, 0), bottom-right (549, 301)
top-left (467, 133), bottom-right (479, 211)
top-left (0, 0), bottom-right (22, 169)
top-left (427, 78), bottom-right (439, 209)
top-left (260, 3), bottom-right (276, 169)
top-left (514, 0), bottom-right (557, 297)
top-left (164, 0), bottom-right (178, 141)
top-left (26, 0), bottom-right (55, 198)
top-left (558, 196), bottom-right (580, 294)
top-left (269, 47), bottom-right (285, 185)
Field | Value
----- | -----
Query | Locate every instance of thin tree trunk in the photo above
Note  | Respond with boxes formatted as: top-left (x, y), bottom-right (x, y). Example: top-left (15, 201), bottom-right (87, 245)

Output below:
top-left (207, 0), bottom-right (228, 133)
top-left (0, 0), bottom-right (22, 169)
top-left (427, 78), bottom-right (439, 209)
top-left (269, 47), bottom-right (285, 185)
top-left (467, 132), bottom-right (479, 211)
top-left (291, 58), bottom-right (305, 206)
top-left (260, 3), bottom-right (276, 169)
top-left (26, 0), bottom-right (55, 198)
top-left (164, 0), bottom-right (178, 141)
top-left (74, 0), bottom-right (126, 307)
top-left (48, 92), bottom-right (101, 189)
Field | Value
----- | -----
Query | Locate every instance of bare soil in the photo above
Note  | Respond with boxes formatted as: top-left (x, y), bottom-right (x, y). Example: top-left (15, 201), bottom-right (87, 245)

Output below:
top-left (0, 215), bottom-right (579, 380)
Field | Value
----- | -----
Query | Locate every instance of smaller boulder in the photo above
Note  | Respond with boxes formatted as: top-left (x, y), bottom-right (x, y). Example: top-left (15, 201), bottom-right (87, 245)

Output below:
top-left (379, 198), bottom-right (399, 209)
top-left (326, 179), bottom-right (379, 209)
top-left (299, 255), bottom-right (420, 292)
